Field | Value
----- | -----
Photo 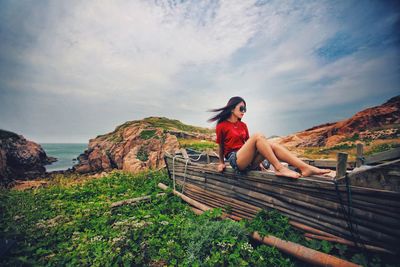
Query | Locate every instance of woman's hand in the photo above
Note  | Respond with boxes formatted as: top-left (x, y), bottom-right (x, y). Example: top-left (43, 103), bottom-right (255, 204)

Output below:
top-left (217, 163), bottom-right (226, 173)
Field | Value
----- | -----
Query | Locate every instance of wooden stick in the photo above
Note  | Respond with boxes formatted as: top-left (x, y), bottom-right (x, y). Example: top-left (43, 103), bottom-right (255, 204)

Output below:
top-left (183, 182), bottom-right (395, 252)
top-left (365, 147), bottom-right (400, 165)
top-left (290, 221), bottom-right (337, 238)
top-left (182, 174), bottom-right (400, 237)
top-left (336, 152), bottom-right (348, 179)
top-left (356, 144), bottom-right (364, 168)
top-left (303, 233), bottom-right (395, 255)
top-left (110, 193), bottom-right (165, 208)
top-left (251, 232), bottom-right (360, 267)
top-left (158, 183), bottom-right (211, 212)
top-left (176, 175), bottom-right (400, 242)
top-left (159, 183), bottom-right (361, 267)
top-left (165, 154), bottom-right (400, 251)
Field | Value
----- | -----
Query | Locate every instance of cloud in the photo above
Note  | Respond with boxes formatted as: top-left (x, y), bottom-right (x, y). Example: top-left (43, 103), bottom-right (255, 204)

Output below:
top-left (0, 0), bottom-right (399, 142)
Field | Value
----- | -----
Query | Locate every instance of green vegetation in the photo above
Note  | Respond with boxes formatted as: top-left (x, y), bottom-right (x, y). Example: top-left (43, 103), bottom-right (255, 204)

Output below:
top-left (96, 117), bottom-right (213, 143)
top-left (0, 171), bottom-right (393, 266)
top-left (302, 143), bottom-right (357, 160)
top-left (365, 143), bottom-right (398, 156)
top-left (142, 117), bottom-right (213, 134)
top-left (319, 143), bottom-right (356, 153)
top-left (137, 146), bottom-right (149, 161)
top-left (140, 129), bottom-right (158, 140)
top-left (301, 139), bottom-right (400, 161)
top-left (107, 133), bottom-right (123, 143)
top-left (343, 133), bottom-right (360, 142)
top-left (114, 121), bottom-right (137, 132)
top-left (179, 138), bottom-right (217, 151)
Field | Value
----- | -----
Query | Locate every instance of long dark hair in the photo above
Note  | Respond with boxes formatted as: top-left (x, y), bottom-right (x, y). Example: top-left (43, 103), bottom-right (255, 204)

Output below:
top-left (208, 96), bottom-right (246, 124)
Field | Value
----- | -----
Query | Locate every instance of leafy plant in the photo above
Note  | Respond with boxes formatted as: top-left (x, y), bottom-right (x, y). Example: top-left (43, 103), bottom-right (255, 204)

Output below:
top-left (178, 138), bottom-right (217, 151)
top-left (140, 129), bottom-right (157, 140)
top-left (1, 170), bottom-right (395, 266)
top-left (364, 143), bottom-right (397, 156)
top-left (137, 146), bottom-right (149, 161)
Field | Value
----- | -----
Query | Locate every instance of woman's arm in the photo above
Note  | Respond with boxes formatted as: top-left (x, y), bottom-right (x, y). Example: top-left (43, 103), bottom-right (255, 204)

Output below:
top-left (215, 123), bottom-right (226, 172)
top-left (217, 144), bottom-right (226, 172)
top-left (218, 144), bottom-right (225, 164)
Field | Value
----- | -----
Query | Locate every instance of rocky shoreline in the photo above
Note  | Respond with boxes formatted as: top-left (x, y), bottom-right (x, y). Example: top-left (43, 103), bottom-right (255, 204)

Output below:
top-left (0, 130), bottom-right (57, 186)
top-left (1, 95), bottom-right (399, 186)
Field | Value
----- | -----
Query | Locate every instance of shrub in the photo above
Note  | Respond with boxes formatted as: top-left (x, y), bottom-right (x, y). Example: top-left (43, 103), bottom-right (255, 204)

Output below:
top-left (140, 130), bottom-right (157, 140)
top-left (137, 146), bottom-right (149, 161)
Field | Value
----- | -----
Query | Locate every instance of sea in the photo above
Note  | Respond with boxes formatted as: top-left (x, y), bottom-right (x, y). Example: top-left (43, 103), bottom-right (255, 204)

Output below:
top-left (41, 143), bottom-right (87, 172)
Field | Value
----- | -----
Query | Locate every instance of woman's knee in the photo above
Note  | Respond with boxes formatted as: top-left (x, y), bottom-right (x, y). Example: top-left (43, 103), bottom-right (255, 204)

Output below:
top-left (251, 132), bottom-right (266, 143)
top-left (251, 132), bottom-right (264, 139)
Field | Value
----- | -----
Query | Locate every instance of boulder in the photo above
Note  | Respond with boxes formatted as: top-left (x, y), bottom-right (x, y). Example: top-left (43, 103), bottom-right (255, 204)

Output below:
top-left (0, 130), bottom-right (55, 185)
top-left (73, 117), bottom-right (211, 174)
top-left (278, 95), bottom-right (400, 148)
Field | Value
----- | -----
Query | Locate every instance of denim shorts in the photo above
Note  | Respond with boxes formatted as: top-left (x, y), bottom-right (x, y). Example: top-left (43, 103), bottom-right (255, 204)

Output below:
top-left (226, 151), bottom-right (270, 174)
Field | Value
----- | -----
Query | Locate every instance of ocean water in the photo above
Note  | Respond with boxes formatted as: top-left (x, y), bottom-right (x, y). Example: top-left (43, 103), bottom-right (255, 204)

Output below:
top-left (41, 143), bottom-right (87, 172)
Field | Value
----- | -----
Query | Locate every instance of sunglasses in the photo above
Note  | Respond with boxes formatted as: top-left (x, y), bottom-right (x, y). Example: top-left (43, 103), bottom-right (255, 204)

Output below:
top-left (239, 106), bottom-right (247, 113)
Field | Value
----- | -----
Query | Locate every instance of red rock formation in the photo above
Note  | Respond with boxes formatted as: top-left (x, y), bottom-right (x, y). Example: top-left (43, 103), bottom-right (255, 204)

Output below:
top-left (0, 130), bottom-right (55, 185)
top-left (278, 95), bottom-right (400, 148)
top-left (73, 117), bottom-right (213, 174)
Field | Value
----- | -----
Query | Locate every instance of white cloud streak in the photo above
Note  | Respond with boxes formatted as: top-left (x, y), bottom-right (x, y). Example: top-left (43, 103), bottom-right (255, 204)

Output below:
top-left (0, 0), bottom-right (398, 142)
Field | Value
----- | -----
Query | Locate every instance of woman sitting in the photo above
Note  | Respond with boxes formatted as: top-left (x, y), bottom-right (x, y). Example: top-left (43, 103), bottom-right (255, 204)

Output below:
top-left (209, 96), bottom-right (331, 179)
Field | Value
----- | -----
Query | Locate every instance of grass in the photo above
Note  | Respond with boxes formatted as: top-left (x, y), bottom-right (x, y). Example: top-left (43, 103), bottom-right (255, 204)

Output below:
top-left (96, 117), bottom-right (213, 143)
top-left (299, 139), bottom-right (400, 161)
top-left (137, 146), bottom-right (149, 162)
top-left (105, 131), bottom-right (124, 143)
top-left (140, 129), bottom-right (158, 140)
top-left (141, 117), bottom-right (213, 134)
top-left (178, 138), bottom-right (217, 151)
top-left (364, 142), bottom-right (399, 156)
top-left (0, 170), bottom-right (394, 266)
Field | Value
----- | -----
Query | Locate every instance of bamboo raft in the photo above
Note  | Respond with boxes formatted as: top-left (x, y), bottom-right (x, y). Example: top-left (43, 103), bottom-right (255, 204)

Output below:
top-left (164, 145), bottom-right (400, 255)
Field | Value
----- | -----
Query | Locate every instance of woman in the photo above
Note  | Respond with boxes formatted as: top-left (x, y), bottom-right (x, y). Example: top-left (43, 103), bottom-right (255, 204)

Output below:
top-left (208, 96), bottom-right (331, 179)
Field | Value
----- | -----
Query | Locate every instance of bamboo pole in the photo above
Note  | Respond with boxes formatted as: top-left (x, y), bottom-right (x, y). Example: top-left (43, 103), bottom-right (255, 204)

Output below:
top-left (166, 155), bottom-right (400, 251)
top-left (303, 233), bottom-right (395, 255)
top-left (182, 181), bottom-right (395, 251)
top-left (110, 193), bottom-right (165, 208)
top-left (233, 190), bottom-right (396, 247)
top-left (290, 221), bottom-right (337, 238)
top-left (250, 232), bottom-right (360, 267)
top-left (173, 170), bottom-right (400, 218)
top-left (356, 144), bottom-right (364, 168)
top-left (159, 182), bottom-right (361, 267)
top-left (176, 175), bottom-right (400, 244)
top-left (186, 186), bottom-right (352, 242)
top-left (180, 173), bottom-right (400, 238)
top-left (171, 164), bottom-right (400, 203)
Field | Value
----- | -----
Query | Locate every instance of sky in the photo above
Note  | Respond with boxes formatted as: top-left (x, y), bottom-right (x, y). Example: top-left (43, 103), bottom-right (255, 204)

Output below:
top-left (0, 0), bottom-right (399, 143)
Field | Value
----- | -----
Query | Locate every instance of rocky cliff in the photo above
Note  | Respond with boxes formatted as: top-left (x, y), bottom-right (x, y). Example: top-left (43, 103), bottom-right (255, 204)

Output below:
top-left (73, 117), bottom-right (213, 174)
top-left (277, 95), bottom-right (400, 148)
top-left (0, 130), bottom-right (56, 185)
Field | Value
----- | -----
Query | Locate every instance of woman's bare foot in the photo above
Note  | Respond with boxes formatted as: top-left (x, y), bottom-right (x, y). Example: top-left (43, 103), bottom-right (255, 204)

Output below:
top-left (275, 166), bottom-right (301, 179)
top-left (300, 165), bottom-right (331, 177)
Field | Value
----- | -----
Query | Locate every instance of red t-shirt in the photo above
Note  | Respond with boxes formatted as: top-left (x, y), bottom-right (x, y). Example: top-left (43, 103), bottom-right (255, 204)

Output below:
top-left (216, 120), bottom-right (249, 158)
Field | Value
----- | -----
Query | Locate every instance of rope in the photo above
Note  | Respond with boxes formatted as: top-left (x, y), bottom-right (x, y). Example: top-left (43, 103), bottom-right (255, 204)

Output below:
top-left (356, 155), bottom-right (365, 166)
top-left (181, 158), bottom-right (190, 193)
top-left (171, 154), bottom-right (191, 193)
top-left (333, 174), bottom-right (363, 251)
top-left (344, 173), bottom-right (366, 252)
top-left (172, 155), bottom-right (177, 192)
top-left (187, 152), bottom-right (206, 162)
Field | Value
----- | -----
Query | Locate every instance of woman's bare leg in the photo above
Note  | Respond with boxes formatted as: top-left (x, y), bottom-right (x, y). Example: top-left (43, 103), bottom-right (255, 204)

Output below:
top-left (236, 133), bottom-right (331, 178)
top-left (236, 133), bottom-right (301, 178)
top-left (270, 143), bottom-right (331, 176)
